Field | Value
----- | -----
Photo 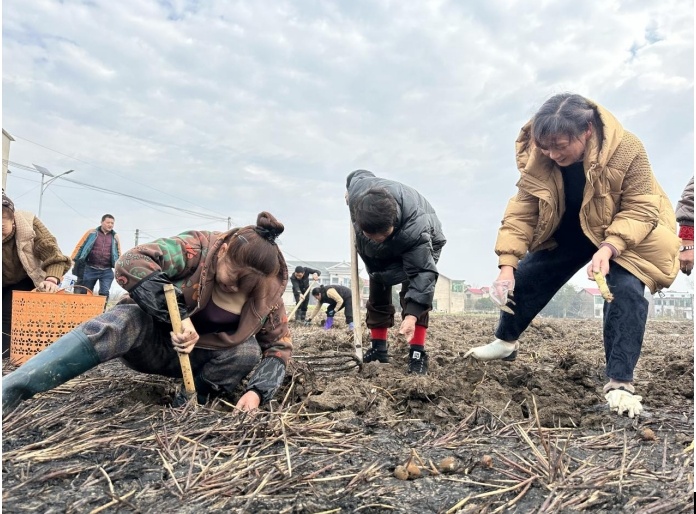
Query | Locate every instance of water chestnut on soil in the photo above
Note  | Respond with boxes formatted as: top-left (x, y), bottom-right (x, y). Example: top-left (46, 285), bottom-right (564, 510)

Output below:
top-left (393, 465), bottom-right (409, 480)
top-left (639, 428), bottom-right (656, 441)
top-left (406, 461), bottom-right (421, 478)
top-left (438, 456), bottom-right (457, 473)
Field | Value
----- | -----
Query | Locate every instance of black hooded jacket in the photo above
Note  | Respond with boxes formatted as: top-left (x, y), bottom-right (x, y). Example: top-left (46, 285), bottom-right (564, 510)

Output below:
top-left (290, 266), bottom-right (321, 296)
top-left (346, 170), bottom-right (446, 315)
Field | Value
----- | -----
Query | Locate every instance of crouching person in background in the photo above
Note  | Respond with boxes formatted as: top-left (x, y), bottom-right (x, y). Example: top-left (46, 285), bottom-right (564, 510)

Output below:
top-left (307, 284), bottom-right (354, 330)
top-left (2, 212), bottom-right (292, 415)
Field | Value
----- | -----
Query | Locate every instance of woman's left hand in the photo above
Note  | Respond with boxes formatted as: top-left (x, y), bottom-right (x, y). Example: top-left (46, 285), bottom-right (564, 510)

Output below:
top-left (587, 246), bottom-right (614, 280)
top-left (236, 390), bottom-right (261, 411)
top-left (37, 280), bottom-right (59, 293)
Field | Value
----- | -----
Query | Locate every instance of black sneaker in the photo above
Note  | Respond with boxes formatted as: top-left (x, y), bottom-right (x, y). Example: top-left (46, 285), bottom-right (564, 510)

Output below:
top-left (363, 347), bottom-right (390, 363)
top-left (408, 348), bottom-right (428, 374)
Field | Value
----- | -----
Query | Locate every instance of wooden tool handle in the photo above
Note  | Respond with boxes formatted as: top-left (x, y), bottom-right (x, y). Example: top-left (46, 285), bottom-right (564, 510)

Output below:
top-left (163, 284), bottom-right (196, 396)
top-left (349, 224), bottom-right (364, 362)
top-left (287, 280), bottom-right (318, 320)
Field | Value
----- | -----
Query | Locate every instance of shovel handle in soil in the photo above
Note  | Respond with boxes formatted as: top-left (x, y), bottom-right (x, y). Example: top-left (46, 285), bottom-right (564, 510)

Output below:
top-left (287, 280), bottom-right (318, 321)
top-left (163, 284), bottom-right (196, 397)
top-left (349, 224), bottom-right (364, 362)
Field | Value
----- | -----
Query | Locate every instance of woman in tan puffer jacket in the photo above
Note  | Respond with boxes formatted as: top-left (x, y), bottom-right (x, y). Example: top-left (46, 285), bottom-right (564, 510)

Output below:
top-left (465, 93), bottom-right (680, 418)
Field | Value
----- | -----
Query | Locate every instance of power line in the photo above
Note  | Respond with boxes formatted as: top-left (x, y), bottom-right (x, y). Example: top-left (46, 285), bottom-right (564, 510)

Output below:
top-left (46, 188), bottom-right (94, 222)
top-left (4, 136), bottom-right (230, 219)
top-left (7, 162), bottom-right (231, 223)
top-left (134, 219), bottom-right (224, 232)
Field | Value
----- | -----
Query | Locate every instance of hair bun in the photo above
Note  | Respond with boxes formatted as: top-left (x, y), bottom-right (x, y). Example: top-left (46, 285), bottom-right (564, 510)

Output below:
top-left (255, 211), bottom-right (284, 242)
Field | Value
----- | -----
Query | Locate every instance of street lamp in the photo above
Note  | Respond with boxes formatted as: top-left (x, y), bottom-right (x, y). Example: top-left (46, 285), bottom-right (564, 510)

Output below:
top-left (32, 164), bottom-right (74, 217)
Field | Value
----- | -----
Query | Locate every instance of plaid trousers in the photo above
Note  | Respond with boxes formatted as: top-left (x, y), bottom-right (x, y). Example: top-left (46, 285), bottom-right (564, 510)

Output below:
top-left (80, 304), bottom-right (261, 391)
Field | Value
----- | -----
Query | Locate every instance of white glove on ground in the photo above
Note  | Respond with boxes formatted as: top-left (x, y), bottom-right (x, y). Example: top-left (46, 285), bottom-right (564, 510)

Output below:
top-left (605, 389), bottom-right (643, 418)
top-left (464, 339), bottom-right (519, 361)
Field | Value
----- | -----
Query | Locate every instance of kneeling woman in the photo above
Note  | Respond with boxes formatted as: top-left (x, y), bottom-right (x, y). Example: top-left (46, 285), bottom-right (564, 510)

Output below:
top-left (3, 212), bottom-right (292, 415)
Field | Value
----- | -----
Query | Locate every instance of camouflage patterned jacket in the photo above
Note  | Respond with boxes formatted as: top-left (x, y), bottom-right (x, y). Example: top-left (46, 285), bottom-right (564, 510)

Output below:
top-left (114, 229), bottom-right (292, 365)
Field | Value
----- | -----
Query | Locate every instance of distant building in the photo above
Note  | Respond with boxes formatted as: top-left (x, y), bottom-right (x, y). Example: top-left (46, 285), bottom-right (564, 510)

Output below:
top-left (432, 277), bottom-right (467, 313)
top-left (577, 287), bottom-right (693, 320)
top-left (284, 261), bottom-right (365, 308)
top-left (578, 287), bottom-right (604, 318)
top-left (652, 290), bottom-right (693, 319)
top-left (283, 263), bottom-right (472, 314)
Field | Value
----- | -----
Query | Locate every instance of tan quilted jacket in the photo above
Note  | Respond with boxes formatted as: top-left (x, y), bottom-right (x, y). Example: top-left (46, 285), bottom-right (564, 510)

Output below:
top-left (2, 211), bottom-right (71, 287)
top-left (495, 101), bottom-right (680, 293)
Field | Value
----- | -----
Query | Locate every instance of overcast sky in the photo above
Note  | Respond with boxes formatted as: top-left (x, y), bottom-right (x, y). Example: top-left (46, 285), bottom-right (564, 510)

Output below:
top-left (2, 0), bottom-right (694, 293)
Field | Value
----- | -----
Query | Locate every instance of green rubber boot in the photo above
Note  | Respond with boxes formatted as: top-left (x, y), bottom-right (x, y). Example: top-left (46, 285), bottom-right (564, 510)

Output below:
top-left (2, 330), bottom-right (100, 416)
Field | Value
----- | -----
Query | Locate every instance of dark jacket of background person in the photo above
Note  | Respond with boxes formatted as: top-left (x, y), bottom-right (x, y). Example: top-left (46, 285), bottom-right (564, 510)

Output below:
top-left (675, 176), bottom-right (694, 235)
top-left (309, 284), bottom-right (352, 316)
top-left (290, 266), bottom-right (321, 297)
top-left (346, 170), bottom-right (446, 310)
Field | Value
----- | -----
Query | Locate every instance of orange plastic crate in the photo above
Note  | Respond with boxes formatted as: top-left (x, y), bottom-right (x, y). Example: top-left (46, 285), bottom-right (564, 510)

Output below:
top-left (10, 287), bottom-right (106, 365)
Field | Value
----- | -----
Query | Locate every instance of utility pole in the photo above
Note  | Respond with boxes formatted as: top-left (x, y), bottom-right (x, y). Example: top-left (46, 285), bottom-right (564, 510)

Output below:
top-left (33, 164), bottom-right (74, 217)
top-left (227, 217), bottom-right (231, 230)
top-left (2, 129), bottom-right (14, 191)
top-left (135, 229), bottom-right (139, 246)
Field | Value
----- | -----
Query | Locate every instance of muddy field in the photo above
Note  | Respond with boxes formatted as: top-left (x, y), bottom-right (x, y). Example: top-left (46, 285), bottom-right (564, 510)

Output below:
top-left (2, 314), bottom-right (694, 513)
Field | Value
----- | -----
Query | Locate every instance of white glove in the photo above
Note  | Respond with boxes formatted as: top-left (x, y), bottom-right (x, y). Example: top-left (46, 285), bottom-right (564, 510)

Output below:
top-left (605, 389), bottom-right (643, 418)
top-left (464, 339), bottom-right (519, 361)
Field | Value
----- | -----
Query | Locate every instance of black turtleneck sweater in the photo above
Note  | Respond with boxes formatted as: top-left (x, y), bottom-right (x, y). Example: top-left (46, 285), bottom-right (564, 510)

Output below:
top-left (554, 161), bottom-right (593, 246)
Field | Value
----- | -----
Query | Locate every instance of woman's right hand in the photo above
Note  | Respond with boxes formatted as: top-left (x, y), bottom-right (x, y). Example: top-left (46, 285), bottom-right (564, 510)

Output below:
top-left (496, 266), bottom-right (515, 284)
top-left (170, 317), bottom-right (199, 354)
top-left (491, 266), bottom-right (515, 309)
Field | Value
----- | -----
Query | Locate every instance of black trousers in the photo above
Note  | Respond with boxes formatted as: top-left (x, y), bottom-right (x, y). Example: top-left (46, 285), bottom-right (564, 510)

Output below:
top-left (365, 280), bottom-right (430, 329)
top-left (293, 292), bottom-right (311, 320)
top-left (495, 237), bottom-right (648, 383)
top-left (327, 301), bottom-right (354, 324)
top-left (2, 276), bottom-right (35, 356)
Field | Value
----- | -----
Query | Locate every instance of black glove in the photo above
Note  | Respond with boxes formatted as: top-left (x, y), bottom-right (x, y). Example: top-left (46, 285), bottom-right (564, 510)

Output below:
top-left (129, 271), bottom-right (188, 324)
top-left (245, 357), bottom-right (286, 404)
top-left (327, 309), bottom-right (335, 317)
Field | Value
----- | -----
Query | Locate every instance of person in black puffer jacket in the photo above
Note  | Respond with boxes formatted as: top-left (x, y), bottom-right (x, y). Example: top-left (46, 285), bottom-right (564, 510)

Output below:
top-left (290, 266), bottom-right (321, 321)
top-left (346, 170), bottom-right (446, 375)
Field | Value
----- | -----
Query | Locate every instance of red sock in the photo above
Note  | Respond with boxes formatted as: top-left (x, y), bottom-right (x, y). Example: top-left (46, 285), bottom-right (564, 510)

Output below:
top-left (410, 325), bottom-right (426, 346)
top-left (679, 225), bottom-right (694, 240)
top-left (370, 328), bottom-right (388, 340)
